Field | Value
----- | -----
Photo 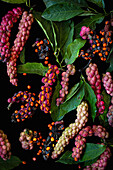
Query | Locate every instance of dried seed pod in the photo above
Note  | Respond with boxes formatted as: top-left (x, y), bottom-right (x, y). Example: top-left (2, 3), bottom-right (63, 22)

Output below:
top-left (51, 101), bottom-right (88, 159)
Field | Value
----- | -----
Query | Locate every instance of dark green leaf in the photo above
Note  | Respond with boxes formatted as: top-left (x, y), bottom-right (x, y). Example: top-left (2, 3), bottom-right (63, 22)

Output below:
top-left (33, 10), bottom-right (55, 50)
top-left (53, 20), bottom-right (72, 50)
top-left (1, 0), bottom-right (26, 3)
top-left (75, 13), bottom-right (105, 38)
top-left (57, 143), bottom-right (106, 164)
top-left (17, 62), bottom-right (48, 76)
top-left (106, 49), bottom-right (113, 72)
top-left (83, 157), bottom-right (99, 167)
top-left (99, 89), bottom-right (110, 127)
top-left (84, 80), bottom-right (97, 122)
top-left (19, 47), bottom-right (25, 64)
top-left (0, 156), bottom-right (22, 170)
top-left (51, 81), bottom-right (85, 121)
top-left (61, 21), bottom-right (74, 61)
top-left (43, 0), bottom-right (88, 8)
top-left (65, 39), bottom-right (86, 64)
top-left (87, 0), bottom-right (105, 8)
top-left (42, 2), bottom-right (84, 21)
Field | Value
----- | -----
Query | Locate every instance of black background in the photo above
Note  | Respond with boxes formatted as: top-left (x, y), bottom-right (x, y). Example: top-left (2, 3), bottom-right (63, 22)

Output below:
top-left (0, 0), bottom-right (113, 169)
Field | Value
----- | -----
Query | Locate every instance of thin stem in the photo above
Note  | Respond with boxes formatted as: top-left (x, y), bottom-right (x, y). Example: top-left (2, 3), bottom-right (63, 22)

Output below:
top-left (78, 59), bottom-right (92, 73)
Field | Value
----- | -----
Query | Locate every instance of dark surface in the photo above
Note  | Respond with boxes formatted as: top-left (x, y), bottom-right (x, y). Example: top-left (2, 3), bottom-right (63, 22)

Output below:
top-left (0, 0), bottom-right (113, 169)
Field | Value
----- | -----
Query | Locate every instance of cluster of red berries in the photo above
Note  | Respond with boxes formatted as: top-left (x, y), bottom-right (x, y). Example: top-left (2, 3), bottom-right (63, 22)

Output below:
top-left (51, 101), bottom-right (89, 159)
top-left (86, 63), bottom-right (105, 115)
top-left (33, 38), bottom-right (50, 65)
top-left (79, 21), bottom-right (113, 61)
top-left (0, 7), bottom-right (22, 62)
top-left (84, 146), bottom-right (111, 170)
top-left (56, 64), bottom-right (76, 106)
top-left (6, 11), bottom-right (34, 86)
top-left (107, 105), bottom-right (113, 127)
top-left (7, 91), bottom-right (38, 122)
top-left (72, 125), bottom-right (110, 169)
top-left (19, 129), bottom-right (41, 150)
top-left (42, 121), bottom-right (64, 160)
top-left (38, 65), bottom-right (60, 114)
top-left (102, 72), bottom-right (113, 97)
top-left (0, 130), bottom-right (11, 160)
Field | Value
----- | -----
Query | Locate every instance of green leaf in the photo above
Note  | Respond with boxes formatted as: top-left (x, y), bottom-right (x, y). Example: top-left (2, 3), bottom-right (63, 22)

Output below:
top-left (57, 143), bottom-right (106, 164)
top-left (42, 2), bottom-right (84, 21)
top-left (17, 62), bottom-right (48, 76)
top-left (106, 49), bottom-right (113, 72)
top-left (33, 10), bottom-right (55, 50)
top-left (0, 156), bottom-right (22, 170)
top-left (19, 47), bottom-right (25, 64)
top-left (1, 0), bottom-right (26, 3)
top-left (65, 38), bottom-right (86, 64)
top-left (53, 20), bottom-right (73, 50)
top-left (87, 0), bottom-right (105, 8)
top-left (51, 80), bottom-right (85, 121)
top-left (43, 0), bottom-right (88, 8)
top-left (99, 89), bottom-right (110, 127)
top-left (75, 13), bottom-right (105, 38)
top-left (84, 80), bottom-right (97, 122)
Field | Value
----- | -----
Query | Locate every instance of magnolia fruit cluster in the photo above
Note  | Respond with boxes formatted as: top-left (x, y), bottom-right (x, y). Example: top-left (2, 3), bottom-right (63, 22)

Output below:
top-left (0, 130), bottom-right (11, 160)
top-left (42, 121), bottom-right (64, 160)
top-left (7, 91), bottom-right (38, 122)
top-left (0, 7), bottom-right (22, 62)
top-left (86, 63), bottom-right (105, 115)
top-left (84, 146), bottom-right (111, 170)
top-left (19, 129), bottom-right (38, 150)
top-left (102, 72), bottom-right (113, 97)
top-left (107, 105), bottom-right (113, 127)
top-left (56, 64), bottom-right (76, 106)
top-left (79, 21), bottom-right (113, 61)
top-left (38, 65), bottom-right (59, 113)
top-left (6, 11), bottom-right (34, 86)
top-left (72, 125), bottom-right (109, 162)
top-left (51, 101), bottom-right (88, 159)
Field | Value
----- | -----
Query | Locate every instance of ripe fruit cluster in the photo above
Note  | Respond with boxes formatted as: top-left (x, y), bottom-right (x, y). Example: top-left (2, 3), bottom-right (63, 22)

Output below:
top-left (79, 21), bottom-right (113, 61)
top-left (86, 63), bottom-right (105, 115)
top-left (107, 105), bottom-right (113, 127)
top-left (72, 125), bottom-right (109, 162)
top-left (38, 65), bottom-right (60, 114)
top-left (6, 11), bottom-right (34, 86)
top-left (84, 146), bottom-right (111, 170)
top-left (0, 7), bottom-right (22, 62)
top-left (56, 64), bottom-right (76, 106)
top-left (0, 130), bottom-right (11, 160)
top-left (102, 72), bottom-right (113, 97)
top-left (19, 129), bottom-right (42, 150)
top-left (34, 38), bottom-right (50, 65)
top-left (51, 101), bottom-right (88, 159)
top-left (42, 121), bottom-right (64, 160)
top-left (7, 91), bottom-right (38, 122)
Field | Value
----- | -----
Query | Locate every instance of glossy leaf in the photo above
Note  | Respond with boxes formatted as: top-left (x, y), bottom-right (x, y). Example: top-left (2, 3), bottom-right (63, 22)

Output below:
top-left (57, 143), bottom-right (106, 164)
top-left (53, 20), bottom-right (72, 50)
top-left (51, 81), bottom-right (85, 121)
top-left (106, 48), bottom-right (113, 72)
top-left (33, 10), bottom-right (54, 50)
top-left (1, 0), bottom-right (26, 3)
top-left (42, 2), bottom-right (84, 21)
top-left (17, 62), bottom-right (48, 76)
top-left (65, 38), bottom-right (86, 64)
top-left (84, 80), bottom-right (97, 122)
top-left (19, 47), bottom-right (25, 64)
top-left (75, 13), bottom-right (105, 38)
top-left (0, 156), bottom-right (22, 170)
top-left (87, 0), bottom-right (105, 8)
top-left (43, 0), bottom-right (88, 8)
